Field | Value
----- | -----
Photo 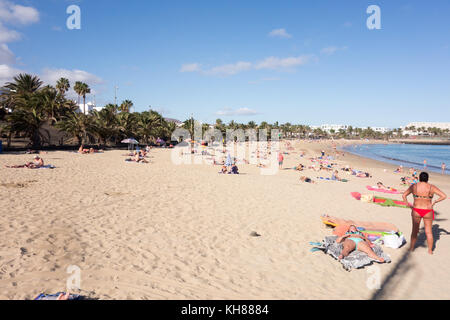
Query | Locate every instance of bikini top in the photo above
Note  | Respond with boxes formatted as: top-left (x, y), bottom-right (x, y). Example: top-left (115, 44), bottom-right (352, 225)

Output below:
top-left (413, 184), bottom-right (434, 200)
top-left (346, 230), bottom-right (363, 237)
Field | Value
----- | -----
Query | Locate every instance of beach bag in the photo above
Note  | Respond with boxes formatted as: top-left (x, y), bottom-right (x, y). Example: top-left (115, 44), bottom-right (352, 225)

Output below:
top-left (383, 233), bottom-right (405, 249)
top-left (361, 194), bottom-right (374, 203)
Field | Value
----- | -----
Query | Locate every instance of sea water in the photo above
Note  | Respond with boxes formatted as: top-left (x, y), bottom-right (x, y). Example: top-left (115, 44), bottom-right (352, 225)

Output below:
top-left (341, 143), bottom-right (449, 175)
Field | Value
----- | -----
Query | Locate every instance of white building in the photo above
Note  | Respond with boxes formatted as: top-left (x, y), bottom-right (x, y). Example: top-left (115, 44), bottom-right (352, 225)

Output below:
top-left (76, 101), bottom-right (103, 115)
top-left (401, 122), bottom-right (450, 136)
top-left (319, 124), bottom-right (349, 133)
top-left (370, 127), bottom-right (389, 134)
top-left (311, 124), bottom-right (390, 135)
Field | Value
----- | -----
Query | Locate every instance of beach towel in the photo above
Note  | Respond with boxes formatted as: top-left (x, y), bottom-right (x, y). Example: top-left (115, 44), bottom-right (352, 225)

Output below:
top-left (34, 165), bottom-right (56, 170)
top-left (34, 292), bottom-right (83, 300)
top-left (351, 192), bottom-right (411, 208)
top-left (310, 236), bottom-right (391, 271)
top-left (366, 186), bottom-right (402, 194)
top-left (317, 177), bottom-right (348, 182)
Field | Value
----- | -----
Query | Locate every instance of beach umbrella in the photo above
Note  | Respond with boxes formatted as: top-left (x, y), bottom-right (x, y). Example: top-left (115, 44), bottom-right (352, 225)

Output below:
top-left (225, 153), bottom-right (233, 167)
top-left (121, 138), bottom-right (139, 151)
top-left (121, 138), bottom-right (139, 144)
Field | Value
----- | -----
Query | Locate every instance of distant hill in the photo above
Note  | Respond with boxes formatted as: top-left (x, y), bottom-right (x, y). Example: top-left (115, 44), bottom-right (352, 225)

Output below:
top-left (164, 118), bottom-right (182, 125)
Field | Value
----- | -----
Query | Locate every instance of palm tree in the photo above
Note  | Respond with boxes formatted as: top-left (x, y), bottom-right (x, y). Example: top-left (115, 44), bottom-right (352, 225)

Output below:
top-left (56, 78), bottom-right (70, 96)
top-left (41, 85), bottom-right (59, 123)
top-left (119, 100), bottom-right (133, 113)
top-left (56, 111), bottom-right (92, 146)
top-left (91, 107), bottom-right (119, 145)
top-left (7, 92), bottom-right (49, 147)
top-left (73, 81), bottom-right (83, 107)
top-left (5, 73), bottom-right (42, 95)
top-left (79, 83), bottom-right (91, 115)
top-left (74, 81), bottom-right (90, 112)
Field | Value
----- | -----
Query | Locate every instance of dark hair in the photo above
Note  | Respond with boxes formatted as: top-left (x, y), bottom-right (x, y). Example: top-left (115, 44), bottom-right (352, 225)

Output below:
top-left (419, 172), bottom-right (429, 182)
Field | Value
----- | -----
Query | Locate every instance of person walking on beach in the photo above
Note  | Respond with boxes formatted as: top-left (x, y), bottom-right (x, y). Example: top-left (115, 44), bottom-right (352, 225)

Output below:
top-left (278, 152), bottom-right (284, 169)
top-left (402, 172), bottom-right (447, 254)
top-left (442, 163), bottom-right (446, 175)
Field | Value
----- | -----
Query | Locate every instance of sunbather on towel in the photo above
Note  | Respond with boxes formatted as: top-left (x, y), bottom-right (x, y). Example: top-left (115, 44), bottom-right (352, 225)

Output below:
top-left (5, 155), bottom-right (44, 169)
top-left (300, 176), bottom-right (315, 184)
top-left (126, 153), bottom-right (148, 163)
top-left (337, 225), bottom-right (385, 262)
top-left (376, 182), bottom-right (397, 191)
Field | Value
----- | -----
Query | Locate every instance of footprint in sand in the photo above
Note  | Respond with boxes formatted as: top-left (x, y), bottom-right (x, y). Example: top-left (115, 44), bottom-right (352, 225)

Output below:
top-left (0, 180), bottom-right (38, 189)
top-left (104, 191), bottom-right (129, 197)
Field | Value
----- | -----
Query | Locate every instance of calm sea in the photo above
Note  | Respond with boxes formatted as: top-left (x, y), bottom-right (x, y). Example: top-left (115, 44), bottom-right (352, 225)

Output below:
top-left (341, 143), bottom-right (449, 175)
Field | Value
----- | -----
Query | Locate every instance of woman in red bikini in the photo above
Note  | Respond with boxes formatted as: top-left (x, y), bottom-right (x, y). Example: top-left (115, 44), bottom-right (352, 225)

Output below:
top-left (403, 172), bottom-right (447, 254)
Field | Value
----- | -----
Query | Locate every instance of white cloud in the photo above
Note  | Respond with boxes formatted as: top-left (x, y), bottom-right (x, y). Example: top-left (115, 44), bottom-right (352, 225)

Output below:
top-left (255, 55), bottom-right (312, 70)
top-left (0, 63), bottom-right (23, 85)
top-left (180, 54), bottom-right (314, 76)
top-left (268, 28), bottom-right (292, 39)
top-left (321, 46), bottom-right (348, 55)
top-left (206, 61), bottom-right (252, 76)
top-left (0, 0), bottom-right (40, 25)
top-left (216, 107), bottom-right (259, 116)
top-left (180, 63), bottom-right (201, 73)
top-left (0, 43), bottom-right (15, 64)
top-left (41, 68), bottom-right (103, 86)
top-left (0, 22), bottom-right (21, 42)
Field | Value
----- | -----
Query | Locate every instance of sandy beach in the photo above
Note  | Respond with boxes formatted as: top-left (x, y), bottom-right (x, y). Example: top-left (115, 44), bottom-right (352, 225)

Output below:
top-left (1, 139), bottom-right (449, 300)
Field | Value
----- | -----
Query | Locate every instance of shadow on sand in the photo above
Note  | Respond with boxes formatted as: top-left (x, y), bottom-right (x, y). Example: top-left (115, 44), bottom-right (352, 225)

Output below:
top-left (371, 220), bottom-right (450, 300)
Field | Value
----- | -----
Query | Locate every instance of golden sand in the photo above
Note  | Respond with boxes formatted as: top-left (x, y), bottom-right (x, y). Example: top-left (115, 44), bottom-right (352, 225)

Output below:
top-left (0, 140), bottom-right (449, 300)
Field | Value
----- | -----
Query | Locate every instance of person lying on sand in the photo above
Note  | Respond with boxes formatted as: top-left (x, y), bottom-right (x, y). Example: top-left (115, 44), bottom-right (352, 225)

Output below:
top-left (257, 162), bottom-right (267, 168)
top-left (295, 164), bottom-right (305, 171)
top-left (78, 145), bottom-right (103, 154)
top-left (126, 153), bottom-right (149, 163)
top-left (376, 182), bottom-right (398, 192)
top-left (219, 165), bottom-right (228, 174)
top-left (353, 170), bottom-right (372, 178)
top-left (5, 155), bottom-right (44, 169)
top-left (300, 176), bottom-right (315, 184)
top-left (337, 225), bottom-right (385, 262)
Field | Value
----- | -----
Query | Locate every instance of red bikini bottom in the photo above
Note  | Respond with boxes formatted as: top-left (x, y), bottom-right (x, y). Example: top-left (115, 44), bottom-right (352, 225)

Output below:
top-left (413, 208), bottom-right (435, 220)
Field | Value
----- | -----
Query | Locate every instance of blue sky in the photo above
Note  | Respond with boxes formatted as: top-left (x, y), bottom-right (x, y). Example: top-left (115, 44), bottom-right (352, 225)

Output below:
top-left (1, 0), bottom-right (450, 127)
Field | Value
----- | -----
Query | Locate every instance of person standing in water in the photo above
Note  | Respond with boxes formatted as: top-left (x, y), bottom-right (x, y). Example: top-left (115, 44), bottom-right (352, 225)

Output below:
top-left (423, 159), bottom-right (427, 169)
top-left (402, 172), bottom-right (447, 254)
top-left (442, 163), bottom-right (446, 175)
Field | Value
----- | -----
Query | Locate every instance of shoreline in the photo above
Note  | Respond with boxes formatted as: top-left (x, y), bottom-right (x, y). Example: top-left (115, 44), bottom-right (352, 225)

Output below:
top-left (338, 143), bottom-right (449, 177)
